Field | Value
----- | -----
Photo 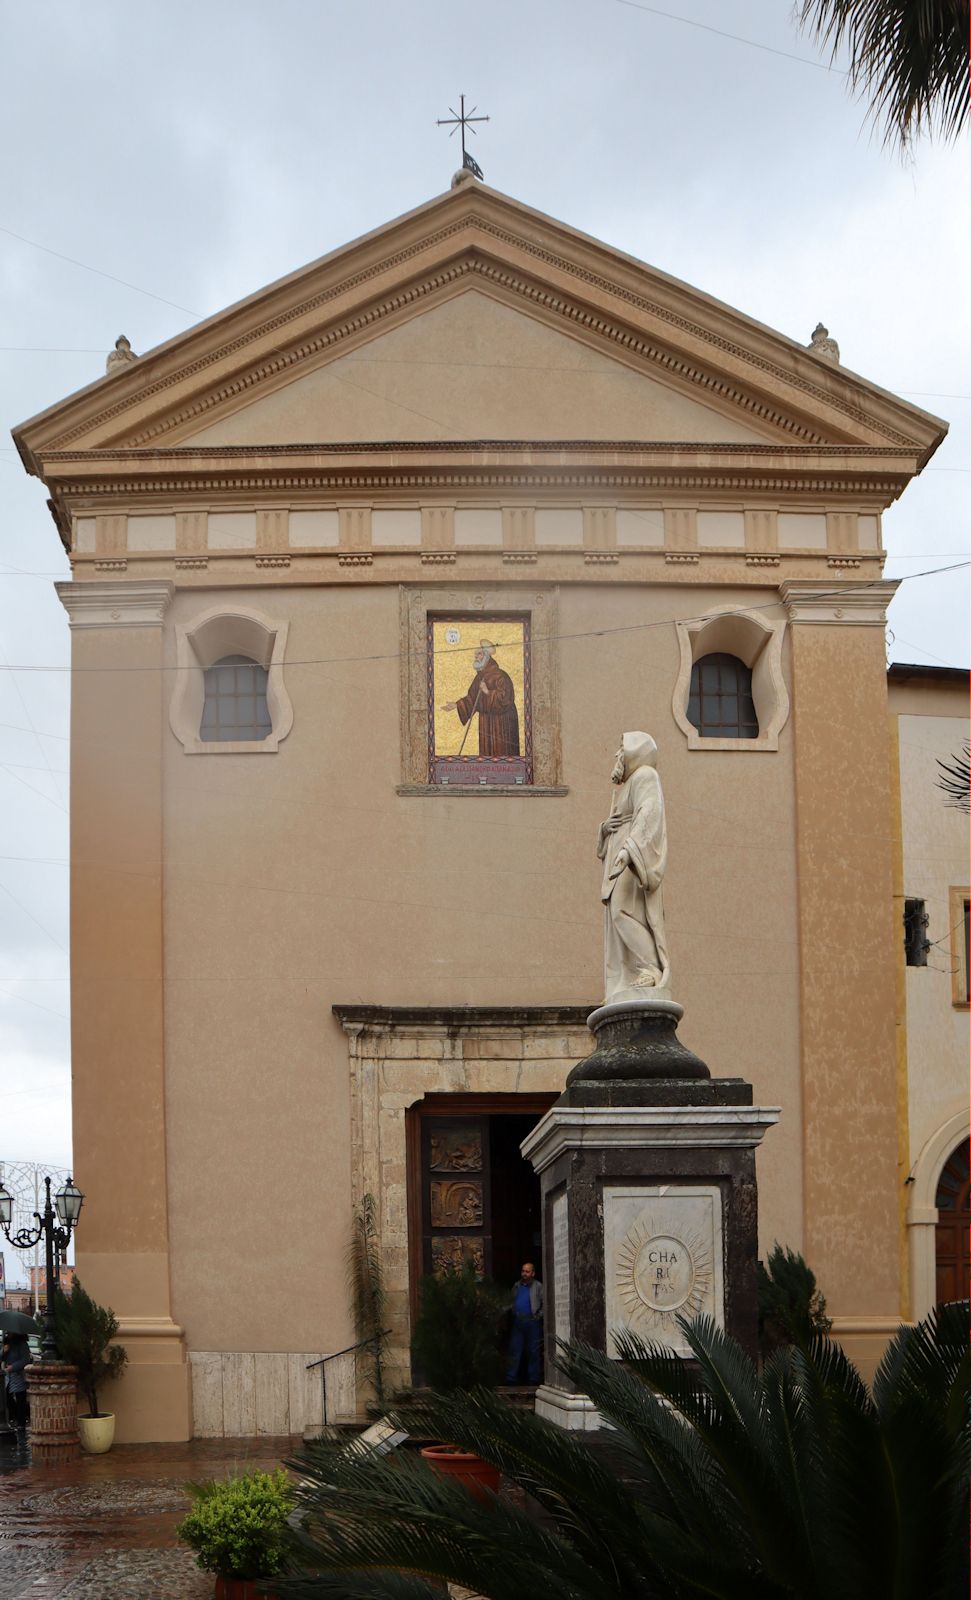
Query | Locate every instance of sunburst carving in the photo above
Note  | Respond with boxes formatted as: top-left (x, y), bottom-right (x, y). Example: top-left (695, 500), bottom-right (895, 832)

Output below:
top-left (615, 1215), bottom-right (713, 1331)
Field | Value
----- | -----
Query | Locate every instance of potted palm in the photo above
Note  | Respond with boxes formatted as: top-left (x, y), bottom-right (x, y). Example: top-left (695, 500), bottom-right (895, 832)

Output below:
top-left (177, 1468), bottom-right (294, 1599)
top-left (410, 1260), bottom-right (505, 1499)
top-left (52, 1279), bottom-right (127, 1453)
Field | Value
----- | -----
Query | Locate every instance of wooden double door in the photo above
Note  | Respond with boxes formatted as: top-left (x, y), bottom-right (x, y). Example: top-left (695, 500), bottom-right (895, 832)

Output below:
top-left (935, 1137), bottom-right (970, 1305)
top-left (407, 1093), bottom-right (555, 1309)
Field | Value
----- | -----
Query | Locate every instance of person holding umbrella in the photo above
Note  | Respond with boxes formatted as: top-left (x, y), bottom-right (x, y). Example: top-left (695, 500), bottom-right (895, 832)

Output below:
top-left (1, 1313), bottom-right (37, 1445)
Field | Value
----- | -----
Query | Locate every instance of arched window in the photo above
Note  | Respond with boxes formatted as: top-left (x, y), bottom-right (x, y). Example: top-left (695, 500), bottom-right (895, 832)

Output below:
top-left (200, 655), bottom-right (272, 742)
top-left (687, 653), bottom-right (759, 739)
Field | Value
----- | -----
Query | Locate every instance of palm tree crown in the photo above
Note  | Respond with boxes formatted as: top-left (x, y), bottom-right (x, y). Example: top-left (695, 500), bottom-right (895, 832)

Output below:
top-left (798, 0), bottom-right (968, 147)
top-left (279, 1303), bottom-right (969, 1600)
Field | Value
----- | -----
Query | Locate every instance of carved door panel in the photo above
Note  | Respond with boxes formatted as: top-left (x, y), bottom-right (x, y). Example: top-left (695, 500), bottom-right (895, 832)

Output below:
top-left (421, 1116), bottom-right (492, 1279)
top-left (935, 1138), bottom-right (970, 1305)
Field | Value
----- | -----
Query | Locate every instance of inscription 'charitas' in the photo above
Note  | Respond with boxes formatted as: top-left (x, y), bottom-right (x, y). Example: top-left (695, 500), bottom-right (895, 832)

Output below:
top-left (616, 1220), bottom-right (712, 1327)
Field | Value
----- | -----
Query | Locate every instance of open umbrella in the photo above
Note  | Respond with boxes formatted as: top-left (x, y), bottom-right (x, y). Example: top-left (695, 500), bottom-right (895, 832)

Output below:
top-left (0, 1310), bottom-right (42, 1336)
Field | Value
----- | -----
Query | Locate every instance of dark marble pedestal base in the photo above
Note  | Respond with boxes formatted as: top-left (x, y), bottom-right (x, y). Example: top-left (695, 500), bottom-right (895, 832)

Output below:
top-left (522, 999), bottom-right (779, 1430)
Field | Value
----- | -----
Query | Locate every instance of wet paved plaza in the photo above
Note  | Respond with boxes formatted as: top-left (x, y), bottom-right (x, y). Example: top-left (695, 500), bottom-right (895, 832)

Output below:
top-left (0, 1429), bottom-right (303, 1599)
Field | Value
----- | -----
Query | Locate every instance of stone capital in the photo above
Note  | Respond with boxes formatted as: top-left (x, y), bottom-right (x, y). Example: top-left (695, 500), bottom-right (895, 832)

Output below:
top-left (56, 579), bottom-right (174, 629)
top-left (521, 1103), bottom-right (781, 1174)
top-left (780, 577), bottom-right (899, 626)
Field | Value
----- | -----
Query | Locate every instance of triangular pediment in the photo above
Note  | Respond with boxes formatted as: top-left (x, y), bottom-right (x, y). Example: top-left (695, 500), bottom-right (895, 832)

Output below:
top-left (14, 178), bottom-right (945, 466)
top-left (178, 286), bottom-right (780, 448)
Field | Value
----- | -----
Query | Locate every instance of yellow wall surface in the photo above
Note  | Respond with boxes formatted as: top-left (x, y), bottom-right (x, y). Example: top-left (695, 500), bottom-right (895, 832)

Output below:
top-left (159, 577), bottom-right (803, 1358)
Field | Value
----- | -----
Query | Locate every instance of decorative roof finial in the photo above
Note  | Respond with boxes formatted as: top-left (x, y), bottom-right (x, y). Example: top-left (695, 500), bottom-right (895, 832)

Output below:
top-left (437, 94), bottom-right (489, 183)
top-left (807, 322), bottom-right (840, 364)
top-left (105, 334), bottom-right (137, 375)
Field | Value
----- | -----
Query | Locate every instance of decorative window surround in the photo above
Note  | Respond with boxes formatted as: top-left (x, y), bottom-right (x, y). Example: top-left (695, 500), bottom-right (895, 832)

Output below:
top-left (949, 887), bottom-right (971, 1008)
top-left (673, 608), bottom-right (789, 751)
top-left (56, 579), bottom-right (174, 629)
top-left (399, 584), bottom-right (562, 791)
top-left (780, 578), bottom-right (899, 626)
top-left (169, 604), bottom-right (293, 755)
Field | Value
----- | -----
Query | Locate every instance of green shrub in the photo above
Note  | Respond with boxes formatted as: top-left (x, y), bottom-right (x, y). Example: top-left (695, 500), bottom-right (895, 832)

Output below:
top-left (52, 1279), bottom-right (127, 1418)
top-left (177, 1468), bottom-right (294, 1580)
top-left (758, 1242), bottom-right (831, 1355)
top-left (410, 1261), bottom-right (505, 1391)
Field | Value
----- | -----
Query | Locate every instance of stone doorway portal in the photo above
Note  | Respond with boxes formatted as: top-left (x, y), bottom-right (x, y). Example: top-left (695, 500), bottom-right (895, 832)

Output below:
top-left (409, 1095), bottom-right (554, 1309)
top-left (334, 1004), bottom-right (591, 1400)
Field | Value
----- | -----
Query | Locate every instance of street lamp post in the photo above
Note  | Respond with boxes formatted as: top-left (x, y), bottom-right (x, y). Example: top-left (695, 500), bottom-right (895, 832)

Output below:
top-left (0, 1176), bottom-right (84, 1359)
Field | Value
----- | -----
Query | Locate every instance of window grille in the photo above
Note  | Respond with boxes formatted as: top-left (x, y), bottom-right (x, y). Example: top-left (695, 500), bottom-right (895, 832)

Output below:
top-left (200, 654), bottom-right (272, 742)
top-left (686, 653), bottom-right (759, 739)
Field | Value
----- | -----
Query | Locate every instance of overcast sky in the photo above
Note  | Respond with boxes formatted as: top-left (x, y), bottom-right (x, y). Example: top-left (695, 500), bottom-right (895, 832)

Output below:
top-left (0, 1), bottom-right (967, 1200)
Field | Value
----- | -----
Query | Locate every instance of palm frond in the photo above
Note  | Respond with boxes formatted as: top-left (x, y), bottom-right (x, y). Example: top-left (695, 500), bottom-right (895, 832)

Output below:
top-left (935, 743), bottom-right (971, 812)
top-left (873, 1300), bottom-right (971, 1424)
top-left (798, 0), bottom-right (968, 148)
top-left (287, 1441), bottom-right (627, 1600)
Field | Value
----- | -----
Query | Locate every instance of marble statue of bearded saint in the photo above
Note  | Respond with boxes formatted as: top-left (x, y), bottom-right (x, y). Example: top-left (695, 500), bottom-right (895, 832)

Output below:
top-left (598, 731), bottom-right (671, 1002)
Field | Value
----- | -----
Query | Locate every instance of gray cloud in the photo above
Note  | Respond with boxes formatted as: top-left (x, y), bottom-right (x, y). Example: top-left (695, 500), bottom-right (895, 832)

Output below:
top-left (0, 0), bottom-right (966, 1171)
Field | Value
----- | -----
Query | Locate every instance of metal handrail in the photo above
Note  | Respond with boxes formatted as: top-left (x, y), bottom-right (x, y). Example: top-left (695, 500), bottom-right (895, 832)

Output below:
top-left (306, 1331), bottom-right (391, 1428)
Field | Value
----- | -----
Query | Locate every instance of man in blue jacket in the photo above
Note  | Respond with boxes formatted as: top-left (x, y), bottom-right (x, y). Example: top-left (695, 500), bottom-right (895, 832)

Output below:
top-left (505, 1262), bottom-right (543, 1385)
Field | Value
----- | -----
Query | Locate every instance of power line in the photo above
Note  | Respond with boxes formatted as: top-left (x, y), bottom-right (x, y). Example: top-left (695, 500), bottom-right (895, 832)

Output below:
top-left (0, 225), bottom-right (199, 317)
top-left (613, 0), bottom-right (848, 74)
top-left (0, 561), bottom-right (963, 677)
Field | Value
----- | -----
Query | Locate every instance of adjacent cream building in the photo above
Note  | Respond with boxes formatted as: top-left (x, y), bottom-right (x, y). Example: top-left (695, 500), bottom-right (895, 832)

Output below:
top-left (888, 664), bottom-right (970, 1323)
top-left (13, 174), bottom-right (957, 1441)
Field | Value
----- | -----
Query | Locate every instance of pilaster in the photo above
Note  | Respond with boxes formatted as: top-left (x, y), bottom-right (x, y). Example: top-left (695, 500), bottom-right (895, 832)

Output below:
top-left (781, 577), bottom-right (903, 1347)
top-left (55, 579), bottom-right (190, 1441)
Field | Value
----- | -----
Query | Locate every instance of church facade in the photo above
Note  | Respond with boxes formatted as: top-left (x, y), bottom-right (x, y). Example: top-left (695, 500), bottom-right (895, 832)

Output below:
top-left (14, 175), bottom-right (952, 1440)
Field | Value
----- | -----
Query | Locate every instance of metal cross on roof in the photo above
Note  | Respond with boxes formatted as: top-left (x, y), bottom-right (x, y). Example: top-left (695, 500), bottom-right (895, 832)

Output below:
top-left (436, 94), bottom-right (489, 180)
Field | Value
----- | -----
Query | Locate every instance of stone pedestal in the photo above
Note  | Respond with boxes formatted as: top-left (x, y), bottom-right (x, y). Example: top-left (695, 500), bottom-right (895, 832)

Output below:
top-left (26, 1363), bottom-right (80, 1464)
top-left (521, 998), bottom-right (779, 1430)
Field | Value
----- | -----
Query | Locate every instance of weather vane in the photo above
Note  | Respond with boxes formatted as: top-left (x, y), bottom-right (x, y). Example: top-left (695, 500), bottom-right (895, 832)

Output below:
top-left (437, 94), bottom-right (488, 181)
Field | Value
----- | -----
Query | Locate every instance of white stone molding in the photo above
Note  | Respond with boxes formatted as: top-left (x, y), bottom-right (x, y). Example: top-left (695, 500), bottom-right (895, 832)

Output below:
top-left (189, 1349), bottom-right (357, 1437)
top-left (168, 602), bottom-right (293, 755)
top-left (907, 1105), bottom-right (970, 1320)
top-left (780, 578), bottom-right (899, 626)
top-left (534, 1384), bottom-right (603, 1431)
top-left (672, 606), bottom-right (790, 752)
top-left (521, 1104), bottom-right (781, 1176)
top-left (56, 579), bottom-right (174, 629)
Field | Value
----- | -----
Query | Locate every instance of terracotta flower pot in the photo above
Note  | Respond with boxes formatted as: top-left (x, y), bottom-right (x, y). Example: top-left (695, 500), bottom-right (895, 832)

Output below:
top-left (213, 1577), bottom-right (278, 1600)
top-left (420, 1444), bottom-right (501, 1501)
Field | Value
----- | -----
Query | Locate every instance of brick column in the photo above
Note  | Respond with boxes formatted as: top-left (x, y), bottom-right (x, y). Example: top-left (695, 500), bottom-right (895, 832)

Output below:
top-left (26, 1363), bottom-right (79, 1465)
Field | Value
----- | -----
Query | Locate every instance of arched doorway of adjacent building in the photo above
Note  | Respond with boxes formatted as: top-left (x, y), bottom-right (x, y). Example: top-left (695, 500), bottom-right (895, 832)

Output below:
top-left (934, 1137), bottom-right (970, 1305)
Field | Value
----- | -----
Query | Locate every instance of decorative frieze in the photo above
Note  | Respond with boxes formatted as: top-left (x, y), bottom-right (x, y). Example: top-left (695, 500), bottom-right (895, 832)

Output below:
top-left (255, 555), bottom-right (291, 569)
top-left (338, 552), bottom-right (373, 567)
top-left (584, 551), bottom-right (619, 564)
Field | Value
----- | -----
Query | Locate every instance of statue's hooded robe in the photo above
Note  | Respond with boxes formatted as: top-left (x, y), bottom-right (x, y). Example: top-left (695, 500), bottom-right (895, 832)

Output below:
top-left (598, 731), bottom-right (671, 998)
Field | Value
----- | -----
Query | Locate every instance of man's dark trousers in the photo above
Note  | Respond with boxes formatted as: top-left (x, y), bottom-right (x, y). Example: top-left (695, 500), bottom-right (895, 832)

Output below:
top-left (506, 1315), bottom-right (542, 1384)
